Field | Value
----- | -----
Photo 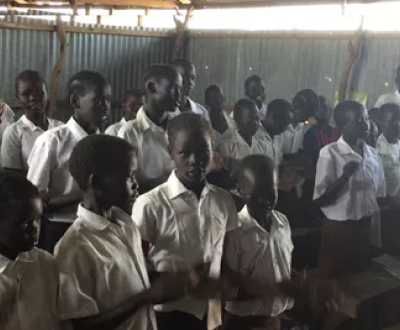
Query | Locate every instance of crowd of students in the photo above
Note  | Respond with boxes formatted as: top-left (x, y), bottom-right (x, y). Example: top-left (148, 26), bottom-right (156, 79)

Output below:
top-left (1, 58), bottom-right (400, 330)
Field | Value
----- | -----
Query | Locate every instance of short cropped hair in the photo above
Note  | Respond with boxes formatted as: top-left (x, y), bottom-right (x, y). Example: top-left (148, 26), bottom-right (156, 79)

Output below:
top-left (0, 170), bottom-right (39, 219)
top-left (123, 89), bottom-right (143, 103)
top-left (170, 58), bottom-right (193, 70)
top-left (142, 64), bottom-right (177, 91)
top-left (205, 85), bottom-right (222, 99)
top-left (379, 103), bottom-right (400, 119)
top-left (233, 99), bottom-right (257, 121)
top-left (167, 112), bottom-right (213, 148)
top-left (69, 135), bottom-right (135, 191)
top-left (267, 99), bottom-right (293, 117)
top-left (237, 154), bottom-right (275, 183)
top-left (67, 70), bottom-right (108, 101)
top-left (333, 100), bottom-right (364, 130)
top-left (15, 70), bottom-right (47, 94)
top-left (244, 75), bottom-right (263, 90)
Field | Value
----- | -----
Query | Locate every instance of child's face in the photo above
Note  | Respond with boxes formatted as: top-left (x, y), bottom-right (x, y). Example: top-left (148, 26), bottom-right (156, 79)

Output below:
top-left (314, 101), bottom-right (331, 122)
top-left (170, 129), bottom-right (213, 185)
top-left (246, 80), bottom-right (266, 104)
top-left (270, 109), bottom-right (292, 136)
top-left (17, 79), bottom-right (48, 120)
top-left (240, 168), bottom-right (278, 213)
top-left (385, 111), bottom-right (400, 139)
top-left (123, 95), bottom-right (143, 121)
top-left (0, 196), bottom-right (42, 253)
top-left (235, 104), bottom-right (259, 136)
top-left (342, 107), bottom-right (370, 141)
top-left (175, 64), bottom-right (196, 97)
top-left (152, 74), bottom-right (182, 114)
top-left (77, 83), bottom-right (112, 129)
top-left (205, 88), bottom-right (225, 112)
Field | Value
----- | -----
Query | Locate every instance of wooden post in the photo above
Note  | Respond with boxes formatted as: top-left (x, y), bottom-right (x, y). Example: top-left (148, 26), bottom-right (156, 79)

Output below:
top-left (50, 15), bottom-right (69, 118)
top-left (173, 6), bottom-right (194, 59)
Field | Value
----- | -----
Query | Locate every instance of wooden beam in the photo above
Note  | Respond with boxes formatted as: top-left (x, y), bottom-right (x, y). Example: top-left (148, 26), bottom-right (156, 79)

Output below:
top-left (50, 15), bottom-right (69, 117)
top-left (74, 0), bottom-right (177, 9)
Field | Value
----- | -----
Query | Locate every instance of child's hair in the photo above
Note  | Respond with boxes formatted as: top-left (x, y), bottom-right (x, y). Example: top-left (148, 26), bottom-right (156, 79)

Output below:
top-left (170, 58), bottom-right (193, 69)
top-left (267, 99), bottom-right (293, 117)
top-left (67, 70), bottom-right (108, 101)
top-left (237, 154), bottom-right (275, 184)
top-left (233, 99), bottom-right (257, 121)
top-left (292, 89), bottom-right (319, 116)
top-left (0, 171), bottom-right (39, 219)
top-left (167, 112), bottom-right (213, 148)
top-left (15, 70), bottom-right (47, 94)
top-left (333, 100), bottom-right (363, 131)
top-left (69, 135), bottom-right (135, 191)
top-left (244, 75), bottom-right (263, 90)
top-left (123, 89), bottom-right (143, 103)
top-left (318, 95), bottom-right (331, 111)
top-left (142, 64), bottom-right (177, 91)
top-left (205, 85), bottom-right (222, 99)
top-left (379, 103), bottom-right (400, 120)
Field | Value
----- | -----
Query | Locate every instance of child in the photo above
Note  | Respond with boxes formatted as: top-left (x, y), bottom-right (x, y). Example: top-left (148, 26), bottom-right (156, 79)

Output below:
top-left (118, 65), bottom-right (181, 193)
top-left (0, 100), bottom-right (15, 152)
top-left (105, 89), bottom-right (143, 136)
top-left (27, 70), bottom-right (111, 252)
top-left (377, 103), bottom-right (400, 199)
top-left (133, 112), bottom-right (239, 330)
top-left (244, 75), bottom-right (267, 119)
top-left (258, 99), bottom-right (293, 167)
top-left (224, 154), bottom-right (293, 330)
top-left (171, 58), bottom-right (209, 119)
top-left (303, 95), bottom-right (340, 164)
top-left (55, 134), bottom-right (202, 330)
top-left (0, 171), bottom-right (60, 330)
top-left (1, 70), bottom-right (63, 173)
top-left (205, 84), bottom-right (236, 132)
top-left (314, 100), bottom-right (386, 277)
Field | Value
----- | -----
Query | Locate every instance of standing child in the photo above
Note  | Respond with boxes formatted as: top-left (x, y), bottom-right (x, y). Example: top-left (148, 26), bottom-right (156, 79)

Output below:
top-left (0, 101), bottom-right (15, 156)
top-left (105, 89), bottom-right (143, 136)
top-left (133, 112), bottom-right (239, 330)
top-left (314, 100), bottom-right (386, 277)
top-left (224, 154), bottom-right (293, 330)
top-left (55, 135), bottom-right (201, 330)
top-left (0, 171), bottom-right (60, 330)
top-left (1, 70), bottom-right (63, 173)
top-left (118, 65), bottom-right (181, 193)
top-left (27, 70), bottom-right (111, 252)
top-left (171, 58), bottom-right (209, 119)
top-left (244, 75), bottom-right (267, 119)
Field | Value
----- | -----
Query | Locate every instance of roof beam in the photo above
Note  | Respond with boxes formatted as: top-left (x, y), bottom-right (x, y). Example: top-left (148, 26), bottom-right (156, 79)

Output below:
top-left (74, 0), bottom-right (177, 8)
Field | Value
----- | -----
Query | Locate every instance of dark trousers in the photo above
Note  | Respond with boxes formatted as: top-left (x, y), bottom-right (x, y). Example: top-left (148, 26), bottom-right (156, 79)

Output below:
top-left (223, 311), bottom-right (281, 330)
top-left (156, 311), bottom-right (207, 330)
top-left (38, 216), bottom-right (71, 253)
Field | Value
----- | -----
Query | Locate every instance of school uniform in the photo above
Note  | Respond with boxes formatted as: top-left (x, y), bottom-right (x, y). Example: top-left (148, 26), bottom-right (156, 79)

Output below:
top-left (280, 123), bottom-right (311, 155)
top-left (256, 124), bottom-right (283, 167)
top-left (377, 134), bottom-right (400, 198)
top-left (314, 137), bottom-right (386, 276)
top-left (224, 112), bottom-right (237, 129)
top-left (55, 205), bottom-right (156, 330)
top-left (374, 90), bottom-right (400, 108)
top-left (1, 115), bottom-right (63, 171)
top-left (27, 117), bottom-right (97, 251)
top-left (0, 248), bottom-right (60, 330)
top-left (188, 98), bottom-right (210, 121)
top-left (0, 103), bottom-right (15, 158)
top-left (105, 118), bottom-right (126, 136)
top-left (132, 170), bottom-right (240, 330)
top-left (258, 103), bottom-right (268, 120)
top-left (118, 107), bottom-right (174, 188)
top-left (224, 207), bottom-right (293, 330)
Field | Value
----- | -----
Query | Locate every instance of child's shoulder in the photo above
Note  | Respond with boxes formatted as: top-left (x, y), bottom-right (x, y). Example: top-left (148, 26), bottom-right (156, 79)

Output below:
top-left (271, 210), bottom-right (290, 227)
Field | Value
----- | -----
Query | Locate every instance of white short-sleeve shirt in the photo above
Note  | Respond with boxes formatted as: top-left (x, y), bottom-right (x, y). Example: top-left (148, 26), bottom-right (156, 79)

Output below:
top-left (132, 171), bottom-right (239, 329)
top-left (27, 117), bottom-right (95, 223)
top-left (118, 108), bottom-right (174, 185)
top-left (256, 124), bottom-right (283, 167)
top-left (280, 123), bottom-right (310, 155)
top-left (0, 248), bottom-right (60, 330)
top-left (55, 205), bottom-right (156, 330)
top-left (377, 134), bottom-right (400, 198)
top-left (225, 207), bottom-right (293, 317)
top-left (0, 103), bottom-right (15, 151)
top-left (1, 115), bottom-right (63, 171)
top-left (105, 118), bottom-right (126, 136)
top-left (188, 98), bottom-right (210, 121)
top-left (313, 137), bottom-right (386, 221)
top-left (374, 90), bottom-right (400, 108)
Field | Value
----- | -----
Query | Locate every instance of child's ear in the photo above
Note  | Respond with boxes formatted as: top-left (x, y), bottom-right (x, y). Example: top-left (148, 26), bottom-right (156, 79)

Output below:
top-left (88, 173), bottom-right (101, 191)
top-left (147, 81), bottom-right (156, 95)
top-left (70, 94), bottom-right (80, 109)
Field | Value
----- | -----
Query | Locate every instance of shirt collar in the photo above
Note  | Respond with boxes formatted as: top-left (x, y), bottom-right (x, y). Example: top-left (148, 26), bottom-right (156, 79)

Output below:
top-left (19, 115), bottom-right (52, 132)
top-left (337, 136), bottom-right (372, 157)
top-left (76, 204), bottom-right (132, 231)
top-left (67, 117), bottom-right (98, 141)
top-left (136, 106), bottom-right (170, 133)
top-left (239, 206), bottom-right (285, 231)
top-left (120, 117), bottom-right (127, 125)
top-left (0, 250), bottom-right (36, 273)
top-left (257, 123), bottom-right (273, 141)
top-left (166, 170), bottom-right (211, 200)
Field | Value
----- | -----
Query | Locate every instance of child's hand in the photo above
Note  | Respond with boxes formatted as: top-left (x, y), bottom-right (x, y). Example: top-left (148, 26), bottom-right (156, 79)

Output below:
top-left (342, 161), bottom-right (359, 180)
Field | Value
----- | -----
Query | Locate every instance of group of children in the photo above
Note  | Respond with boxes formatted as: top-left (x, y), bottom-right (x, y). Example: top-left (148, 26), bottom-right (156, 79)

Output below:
top-left (0, 57), bottom-right (399, 330)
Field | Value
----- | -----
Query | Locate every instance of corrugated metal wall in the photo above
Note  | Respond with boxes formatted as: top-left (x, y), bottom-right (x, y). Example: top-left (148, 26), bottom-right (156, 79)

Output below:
top-left (188, 36), bottom-right (400, 108)
top-left (0, 16), bottom-right (171, 121)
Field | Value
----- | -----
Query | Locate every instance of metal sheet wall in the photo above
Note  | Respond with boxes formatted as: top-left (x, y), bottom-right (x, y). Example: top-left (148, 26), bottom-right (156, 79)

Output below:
top-left (188, 36), bottom-right (400, 108)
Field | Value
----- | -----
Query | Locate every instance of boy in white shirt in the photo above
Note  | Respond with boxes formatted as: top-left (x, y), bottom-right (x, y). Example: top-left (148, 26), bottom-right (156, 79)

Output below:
top-left (105, 89), bottom-right (143, 136)
top-left (1, 70), bottom-right (63, 173)
top-left (224, 154), bottom-right (293, 330)
top-left (133, 112), bottom-right (239, 330)
top-left (205, 85), bottom-right (236, 132)
top-left (314, 100), bottom-right (386, 278)
top-left (374, 65), bottom-right (400, 108)
top-left (0, 101), bottom-right (15, 151)
top-left (171, 58), bottom-right (209, 120)
top-left (244, 75), bottom-right (267, 119)
top-left (0, 171), bottom-right (60, 330)
top-left (27, 70), bottom-right (111, 252)
top-left (118, 65), bottom-right (181, 193)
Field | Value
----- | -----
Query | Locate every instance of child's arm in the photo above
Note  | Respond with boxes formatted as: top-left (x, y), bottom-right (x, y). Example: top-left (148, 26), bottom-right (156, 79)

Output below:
top-left (0, 125), bottom-right (24, 173)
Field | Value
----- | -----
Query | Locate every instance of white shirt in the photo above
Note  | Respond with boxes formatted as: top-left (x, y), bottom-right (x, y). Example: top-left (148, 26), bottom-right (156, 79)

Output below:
top-left (189, 98), bottom-right (210, 121)
top-left (280, 123), bottom-right (310, 155)
top-left (377, 134), bottom-right (400, 198)
top-left (314, 137), bottom-right (386, 221)
top-left (0, 248), bottom-right (60, 330)
top-left (256, 124), bottom-right (283, 167)
top-left (105, 118), bottom-right (126, 136)
top-left (258, 103), bottom-right (268, 120)
top-left (225, 207), bottom-right (293, 317)
top-left (1, 115), bottom-right (63, 171)
top-left (374, 90), bottom-right (400, 108)
top-left (132, 171), bottom-right (239, 329)
top-left (27, 117), bottom-right (94, 223)
top-left (118, 107), bottom-right (174, 185)
top-left (0, 103), bottom-right (15, 153)
top-left (55, 205), bottom-right (156, 330)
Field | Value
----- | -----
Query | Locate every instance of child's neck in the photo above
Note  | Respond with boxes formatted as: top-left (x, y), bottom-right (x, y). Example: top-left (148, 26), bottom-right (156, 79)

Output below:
top-left (27, 113), bottom-right (48, 130)
top-left (180, 96), bottom-right (191, 112)
top-left (238, 130), bottom-right (253, 146)
top-left (82, 198), bottom-right (118, 225)
top-left (145, 104), bottom-right (168, 129)
top-left (248, 207), bottom-right (272, 232)
top-left (176, 173), bottom-right (205, 200)
top-left (261, 120), bottom-right (275, 138)
top-left (0, 243), bottom-right (19, 261)
top-left (209, 111), bottom-right (228, 135)
top-left (384, 132), bottom-right (400, 144)
top-left (73, 115), bottom-right (98, 135)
